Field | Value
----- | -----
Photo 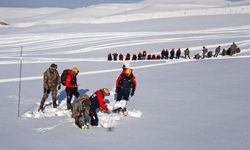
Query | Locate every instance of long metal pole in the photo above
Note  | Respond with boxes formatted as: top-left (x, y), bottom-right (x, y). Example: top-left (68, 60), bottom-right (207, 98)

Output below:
top-left (18, 46), bottom-right (23, 117)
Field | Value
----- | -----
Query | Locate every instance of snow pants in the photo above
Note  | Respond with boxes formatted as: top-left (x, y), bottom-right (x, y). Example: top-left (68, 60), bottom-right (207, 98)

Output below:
top-left (66, 87), bottom-right (79, 109)
top-left (90, 108), bottom-right (99, 126)
top-left (117, 87), bottom-right (130, 101)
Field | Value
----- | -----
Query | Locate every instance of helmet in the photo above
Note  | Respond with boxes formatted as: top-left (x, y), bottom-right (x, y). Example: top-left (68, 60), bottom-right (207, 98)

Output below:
top-left (124, 67), bottom-right (132, 76)
top-left (72, 67), bottom-right (79, 74)
top-left (102, 88), bottom-right (110, 96)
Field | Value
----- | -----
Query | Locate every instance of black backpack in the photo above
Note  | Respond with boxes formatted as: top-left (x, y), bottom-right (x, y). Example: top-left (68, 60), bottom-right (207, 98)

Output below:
top-left (61, 69), bottom-right (70, 86)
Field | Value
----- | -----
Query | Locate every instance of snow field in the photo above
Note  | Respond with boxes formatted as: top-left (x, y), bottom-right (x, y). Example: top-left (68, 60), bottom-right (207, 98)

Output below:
top-left (0, 0), bottom-right (250, 149)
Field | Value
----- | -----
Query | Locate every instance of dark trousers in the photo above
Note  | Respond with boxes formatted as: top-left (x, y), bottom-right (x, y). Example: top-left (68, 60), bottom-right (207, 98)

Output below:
top-left (66, 87), bottom-right (79, 108)
top-left (117, 88), bottom-right (130, 101)
top-left (90, 108), bottom-right (99, 126)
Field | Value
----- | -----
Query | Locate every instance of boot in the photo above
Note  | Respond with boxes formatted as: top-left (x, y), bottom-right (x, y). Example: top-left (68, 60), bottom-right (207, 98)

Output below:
top-left (121, 107), bottom-right (128, 116)
top-left (53, 104), bottom-right (57, 108)
top-left (121, 107), bottom-right (127, 113)
top-left (38, 105), bottom-right (44, 112)
top-left (38, 101), bottom-right (45, 112)
top-left (67, 103), bottom-right (72, 110)
top-left (112, 107), bottom-right (122, 113)
top-left (53, 100), bottom-right (57, 108)
top-left (75, 120), bottom-right (81, 129)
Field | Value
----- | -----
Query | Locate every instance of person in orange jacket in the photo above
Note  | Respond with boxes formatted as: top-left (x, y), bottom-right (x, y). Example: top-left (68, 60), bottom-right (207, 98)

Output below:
top-left (116, 67), bottom-right (136, 101)
top-left (89, 88), bottom-right (111, 126)
top-left (65, 67), bottom-right (80, 110)
top-left (114, 67), bottom-right (136, 113)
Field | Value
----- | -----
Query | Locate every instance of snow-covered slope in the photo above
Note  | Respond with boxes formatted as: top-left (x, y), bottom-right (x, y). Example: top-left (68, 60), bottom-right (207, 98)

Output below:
top-left (0, 0), bottom-right (250, 150)
top-left (1, 0), bottom-right (250, 27)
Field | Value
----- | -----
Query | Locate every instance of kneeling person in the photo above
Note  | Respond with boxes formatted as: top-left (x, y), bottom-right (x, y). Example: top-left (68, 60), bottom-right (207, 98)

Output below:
top-left (72, 94), bottom-right (91, 129)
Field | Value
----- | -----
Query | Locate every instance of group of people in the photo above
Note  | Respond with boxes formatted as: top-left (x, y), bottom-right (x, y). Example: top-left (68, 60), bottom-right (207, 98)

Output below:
top-left (38, 63), bottom-right (137, 129)
top-left (108, 51), bottom-right (148, 61)
top-left (107, 48), bottom-right (191, 61)
top-left (108, 42), bottom-right (240, 61)
top-left (160, 48), bottom-right (191, 59)
top-left (194, 42), bottom-right (241, 59)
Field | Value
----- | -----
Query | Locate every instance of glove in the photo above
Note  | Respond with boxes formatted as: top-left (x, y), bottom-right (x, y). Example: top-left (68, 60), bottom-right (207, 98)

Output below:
top-left (130, 90), bottom-right (135, 97)
top-left (81, 124), bottom-right (89, 129)
top-left (58, 85), bottom-right (61, 90)
top-left (105, 110), bottom-right (111, 114)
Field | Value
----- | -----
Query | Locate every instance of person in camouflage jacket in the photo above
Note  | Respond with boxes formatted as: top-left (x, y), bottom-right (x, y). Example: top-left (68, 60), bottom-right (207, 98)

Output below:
top-left (184, 48), bottom-right (190, 59)
top-left (202, 46), bottom-right (208, 59)
top-left (38, 63), bottom-right (61, 111)
top-left (72, 94), bottom-right (91, 129)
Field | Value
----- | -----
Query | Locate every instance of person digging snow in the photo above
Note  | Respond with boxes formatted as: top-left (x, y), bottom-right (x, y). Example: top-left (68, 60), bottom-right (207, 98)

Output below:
top-left (72, 94), bottom-right (91, 129)
top-left (89, 88), bottom-right (111, 126)
top-left (38, 63), bottom-right (61, 112)
top-left (115, 67), bottom-right (136, 113)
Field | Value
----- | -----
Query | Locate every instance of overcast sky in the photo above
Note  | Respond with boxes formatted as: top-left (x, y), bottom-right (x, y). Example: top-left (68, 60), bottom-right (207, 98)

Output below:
top-left (0, 0), bottom-right (142, 8)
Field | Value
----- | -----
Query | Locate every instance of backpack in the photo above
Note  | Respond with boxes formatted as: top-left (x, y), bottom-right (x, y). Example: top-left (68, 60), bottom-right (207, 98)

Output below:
top-left (119, 74), bottom-right (133, 90)
top-left (61, 69), bottom-right (70, 86)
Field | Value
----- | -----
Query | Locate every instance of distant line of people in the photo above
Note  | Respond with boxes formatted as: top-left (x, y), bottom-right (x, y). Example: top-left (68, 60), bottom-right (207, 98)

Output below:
top-left (107, 48), bottom-right (191, 61)
top-left (108, 48), bottom-right (190, 61)
top-left (108, 51), bottom-right (149, 61)
top-left (160, 48), bottom-right (191, 59)
top-left (107, 42), bottom-right (241, 61)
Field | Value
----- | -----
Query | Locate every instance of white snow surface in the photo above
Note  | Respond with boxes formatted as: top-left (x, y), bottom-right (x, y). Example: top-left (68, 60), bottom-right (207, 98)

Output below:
top-left (23, 99), bottom-right (142, 130)
top-left (0, 0), bottom-right (250, 150)
top-left (1, 0), bottom-right (250, 26)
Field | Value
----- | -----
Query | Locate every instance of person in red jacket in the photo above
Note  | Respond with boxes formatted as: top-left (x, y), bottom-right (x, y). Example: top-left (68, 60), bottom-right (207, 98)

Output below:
top-left (89, 88), bottom-right (111, 126)
top-left (116, 67), bottom-right (136, 101)
top-left (66, 67), bottom-right (80, 110)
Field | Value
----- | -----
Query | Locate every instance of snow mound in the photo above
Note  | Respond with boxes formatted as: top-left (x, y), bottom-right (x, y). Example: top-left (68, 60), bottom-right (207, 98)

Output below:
top-left (107, 100), bottom-right (127, 110)
top-left (98, 109), bottom-right (142, 128)
top-left (22, 101), bottom-right (72, 119)
top-left (22, 99), bottom-right (142, 129)
top-left (100, 100), bottom-right (143, 128)
top-left (127, 109), bottom-right (142, 118)
top-left (98, 112), bottom-right (122, 128)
